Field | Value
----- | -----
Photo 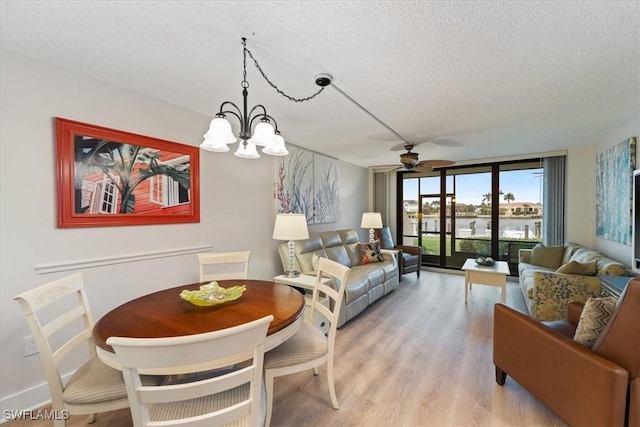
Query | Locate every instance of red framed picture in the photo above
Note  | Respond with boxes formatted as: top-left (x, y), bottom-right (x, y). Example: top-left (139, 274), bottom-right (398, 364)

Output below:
top-left (55, 118), bottom-right (200, 228)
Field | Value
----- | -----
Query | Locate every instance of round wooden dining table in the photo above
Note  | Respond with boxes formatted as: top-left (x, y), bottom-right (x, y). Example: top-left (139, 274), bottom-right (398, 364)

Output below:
top-left (93, 279), bottom-right (305, 371)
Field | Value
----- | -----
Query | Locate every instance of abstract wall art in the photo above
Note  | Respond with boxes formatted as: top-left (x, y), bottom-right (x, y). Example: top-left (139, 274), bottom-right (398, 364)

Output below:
top-left (595, 137), bottom-right (636, 245)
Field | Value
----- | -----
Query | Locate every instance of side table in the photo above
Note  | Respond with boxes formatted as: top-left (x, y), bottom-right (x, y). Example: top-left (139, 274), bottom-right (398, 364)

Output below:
top-left (600, 275), bottom-right (634, 298)
top-left (273, 274), bottom-right (330, 334)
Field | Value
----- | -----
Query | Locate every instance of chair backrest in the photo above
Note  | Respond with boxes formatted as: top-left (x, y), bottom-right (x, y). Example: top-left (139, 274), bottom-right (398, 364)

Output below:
top-left (14, 272), bottom-right (96, 409)
top-left (197, 251), bottom-right (251, 281)
top-left (374, 226), bottom-right (395, 249)
top-left (592, 278), bottom-right (640, 377)
top-left (107, 315), bottom-right (273, 427)
top-left (309, 257), bottom-right (351, 341)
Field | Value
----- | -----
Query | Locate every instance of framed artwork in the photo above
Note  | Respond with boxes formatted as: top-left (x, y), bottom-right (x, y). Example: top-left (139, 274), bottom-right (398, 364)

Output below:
top-left (595, 137), bottom-right (636, 245)
top-left (274, 144), bottom-right (341, 224)
top-left (55, 118), bottom-right (200, 228)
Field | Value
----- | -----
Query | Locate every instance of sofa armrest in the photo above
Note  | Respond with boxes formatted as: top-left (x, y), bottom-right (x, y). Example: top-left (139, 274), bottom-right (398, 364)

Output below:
top-left (529, 271), bottom-right (601, 321)
top-left (379, 249), bottom-right (398, 264)
top-left (567, 301), bottom-right (585, 325)
top-left (493, 303), bottom-right (629, 426)
top-left (519, 249), bottom-right (532, 263)
top-left (394, 245), bottom-right (421, 257)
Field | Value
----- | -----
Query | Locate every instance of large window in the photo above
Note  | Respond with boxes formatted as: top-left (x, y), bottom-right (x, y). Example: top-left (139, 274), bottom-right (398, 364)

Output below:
top-left (399, 159), bottom-right (552, 274)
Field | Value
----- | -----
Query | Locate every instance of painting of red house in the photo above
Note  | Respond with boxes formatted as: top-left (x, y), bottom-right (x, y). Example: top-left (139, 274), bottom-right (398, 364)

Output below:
top-left (56, 118), bottom-right (200, 227)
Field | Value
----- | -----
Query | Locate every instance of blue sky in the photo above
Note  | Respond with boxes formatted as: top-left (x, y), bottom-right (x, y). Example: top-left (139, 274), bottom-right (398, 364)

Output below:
top-left (403, 169), bottom-right (543, 205)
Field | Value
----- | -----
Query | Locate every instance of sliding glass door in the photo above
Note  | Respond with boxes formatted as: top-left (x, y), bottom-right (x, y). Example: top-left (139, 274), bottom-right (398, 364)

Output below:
top-left (399, 159), bottom-right (547, 274)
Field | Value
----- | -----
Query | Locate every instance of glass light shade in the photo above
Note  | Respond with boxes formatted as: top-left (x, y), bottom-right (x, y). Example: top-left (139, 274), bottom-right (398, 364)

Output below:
top-left (361, 212), bottom-right (383, 229)
top-left (200, 136), bottom-right (230, 152)
top-left (262, 134), bottom-right (289, 156)
top-left (202, 117), bottom-right (237, 145)
top-left (272, 213), bottom-right (309, 240)
top-left (248, 121), bottom-right (276, 146)
top-left (234, 141), bottom-right (260, 159)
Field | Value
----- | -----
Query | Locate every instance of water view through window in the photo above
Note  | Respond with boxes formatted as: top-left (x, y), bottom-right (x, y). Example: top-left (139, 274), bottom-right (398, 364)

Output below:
top-left (401, 161), bottom-right (543, 273)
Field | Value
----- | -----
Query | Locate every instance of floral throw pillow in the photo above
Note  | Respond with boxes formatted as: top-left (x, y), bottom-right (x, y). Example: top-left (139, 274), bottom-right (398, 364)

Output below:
top-left (360, 240), bottom-right (384, 265)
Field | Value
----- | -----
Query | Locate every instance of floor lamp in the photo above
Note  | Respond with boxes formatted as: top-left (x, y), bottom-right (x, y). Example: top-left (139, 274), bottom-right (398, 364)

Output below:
top-left (273, 213), bottom-right (309, 278)
top-left (361, 212), bottom-right (383, 243)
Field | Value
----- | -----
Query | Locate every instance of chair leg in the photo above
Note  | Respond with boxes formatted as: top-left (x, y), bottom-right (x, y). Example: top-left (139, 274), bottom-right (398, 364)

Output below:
top-left (416, 267), bottom-right (420, 278)
top-left (313, 367), bottom-right (319, 376)
top-left (495, 366), bottom-right (507, 385)
top-left (265, 371), bottom-right (275, 427)
top-left (326, 360), bottom-right (339, 410)
top-left (87, 413), bottom-right (97, 424)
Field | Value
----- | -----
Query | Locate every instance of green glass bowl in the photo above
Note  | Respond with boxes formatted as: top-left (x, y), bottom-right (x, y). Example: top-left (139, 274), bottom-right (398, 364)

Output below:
top-left (180, 281), bottom-right (246, 306)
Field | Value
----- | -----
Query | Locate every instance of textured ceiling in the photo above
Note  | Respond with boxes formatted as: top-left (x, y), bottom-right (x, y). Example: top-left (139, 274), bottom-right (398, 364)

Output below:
top-left (1, 1), bottom-right (639, 168)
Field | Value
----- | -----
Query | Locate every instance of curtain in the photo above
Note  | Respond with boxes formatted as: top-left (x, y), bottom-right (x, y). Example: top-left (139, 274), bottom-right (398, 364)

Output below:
top-left (543, 156), bottom-right (566, 245)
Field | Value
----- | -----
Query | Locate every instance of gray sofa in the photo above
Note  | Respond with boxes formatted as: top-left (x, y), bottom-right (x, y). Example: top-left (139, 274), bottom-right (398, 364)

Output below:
top-left (518, 242), bottom-right (627, 321)
top-left (277, 229), bottom-right (399, 327)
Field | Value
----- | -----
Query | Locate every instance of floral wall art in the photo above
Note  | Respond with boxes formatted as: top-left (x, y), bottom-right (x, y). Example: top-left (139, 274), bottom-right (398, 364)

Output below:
top-left (595, 137), bottom-right (636, 245)
top-left (313, 152), bottom-right (341, 223)
top-left (275, 144), bottom-right (341, 224)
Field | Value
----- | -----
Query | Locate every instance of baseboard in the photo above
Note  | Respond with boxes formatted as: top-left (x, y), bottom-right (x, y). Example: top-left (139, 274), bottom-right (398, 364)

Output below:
top-left (0, 373), bottom-right (71, 424)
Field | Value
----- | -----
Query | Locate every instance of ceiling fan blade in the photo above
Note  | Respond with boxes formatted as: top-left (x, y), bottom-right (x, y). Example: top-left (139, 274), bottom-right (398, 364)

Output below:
top-left (430, 138), bottom-right (463, 147)
top-left (419, 159), bottom-right (456, 168)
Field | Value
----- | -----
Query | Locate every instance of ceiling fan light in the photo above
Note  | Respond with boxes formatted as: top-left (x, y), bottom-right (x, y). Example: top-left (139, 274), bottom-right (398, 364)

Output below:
top-left (234, 141), bottom-right (260, 159)
top-left (248, 120), bottom-right (276, 146)
top-left (263, 133), bottom-right (289, 156)
top-left (203, 116), bottom-right (237, 145)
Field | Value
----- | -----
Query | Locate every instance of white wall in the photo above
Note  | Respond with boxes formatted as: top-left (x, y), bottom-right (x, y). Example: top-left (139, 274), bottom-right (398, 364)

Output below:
top-left (0, 51), bottom-right (368, 413)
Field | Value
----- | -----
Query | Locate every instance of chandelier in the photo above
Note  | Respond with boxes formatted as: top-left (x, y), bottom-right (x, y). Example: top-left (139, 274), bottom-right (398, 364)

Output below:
top-left (200, 38), bottom-right (330, 159)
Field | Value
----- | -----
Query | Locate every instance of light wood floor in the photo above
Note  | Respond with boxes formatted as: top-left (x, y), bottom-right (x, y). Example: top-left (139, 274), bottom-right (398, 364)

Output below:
top-left (5, 270), bottom-right (566, 426)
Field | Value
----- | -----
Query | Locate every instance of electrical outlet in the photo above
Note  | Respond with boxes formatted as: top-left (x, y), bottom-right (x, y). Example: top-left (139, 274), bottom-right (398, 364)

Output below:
top-left (24, 335), bottom-right (38, 357)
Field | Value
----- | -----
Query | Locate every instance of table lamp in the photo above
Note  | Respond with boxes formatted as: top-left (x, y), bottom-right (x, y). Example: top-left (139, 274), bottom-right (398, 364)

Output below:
top-left (273, 213), bottom-right (309, 278)
top-left (361, 212), bottom-right (383, 243)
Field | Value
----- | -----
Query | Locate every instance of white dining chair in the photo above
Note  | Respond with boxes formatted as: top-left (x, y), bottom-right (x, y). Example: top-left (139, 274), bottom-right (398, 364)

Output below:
top-left (107, 314), bottom-right (273, 427)
top-left (197, 250), bottom-right (251, 281)
top-left (13, 272), bottom-right (160, 427)
top-left (263, 257), bottom-right (351, 426)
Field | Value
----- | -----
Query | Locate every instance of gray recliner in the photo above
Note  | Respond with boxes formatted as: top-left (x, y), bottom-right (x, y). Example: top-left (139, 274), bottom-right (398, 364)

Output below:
top-left (374, 226), bottom-right (421, 281)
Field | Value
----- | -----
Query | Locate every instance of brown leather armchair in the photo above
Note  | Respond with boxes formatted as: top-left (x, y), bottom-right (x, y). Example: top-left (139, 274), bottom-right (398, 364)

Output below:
top-left (493, 278), bottom-right (639, 426)
top-left (374, 226), bottom-right (421, 281)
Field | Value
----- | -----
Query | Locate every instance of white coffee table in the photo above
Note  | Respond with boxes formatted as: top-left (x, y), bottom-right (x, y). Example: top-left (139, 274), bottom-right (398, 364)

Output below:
top-left (461, 258), bottom-right (511, 303)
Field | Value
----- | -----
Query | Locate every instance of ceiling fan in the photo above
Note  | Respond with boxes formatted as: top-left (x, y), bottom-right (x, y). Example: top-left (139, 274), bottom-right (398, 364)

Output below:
top-left (388, 144), bottom-right (455, 173)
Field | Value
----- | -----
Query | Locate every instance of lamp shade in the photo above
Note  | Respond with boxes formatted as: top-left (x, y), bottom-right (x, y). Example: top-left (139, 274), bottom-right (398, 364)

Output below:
top-left (273, 213), bottom-right (309, 241)
top-left (248, 120), bottom-right (276, 147)
top-left (262, 133), bottom-right (289, 156)
top-left (234, 141), bottom-right (260, 159)
top-left (203, 117), bottom-right (237, 144)
top-left (361, 212), bottom-right (383, 229)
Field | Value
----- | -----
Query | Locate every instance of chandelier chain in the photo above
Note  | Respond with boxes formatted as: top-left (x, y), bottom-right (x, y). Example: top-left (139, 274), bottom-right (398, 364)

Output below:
top-left (243, 40), bottom-right (325, 103)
